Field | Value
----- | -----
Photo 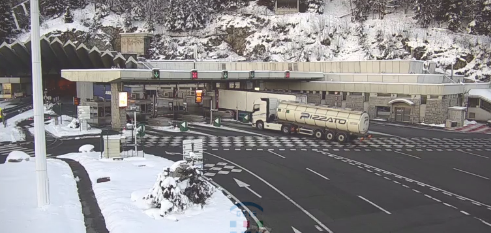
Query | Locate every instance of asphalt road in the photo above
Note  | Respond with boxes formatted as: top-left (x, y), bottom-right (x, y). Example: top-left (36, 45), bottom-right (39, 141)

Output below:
top-left (369, 121), bottom-right (491, 139)
top-left (2, 116), bottom-right (491, 233)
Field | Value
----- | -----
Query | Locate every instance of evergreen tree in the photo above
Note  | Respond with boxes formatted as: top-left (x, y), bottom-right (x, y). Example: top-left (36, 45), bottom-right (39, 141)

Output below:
top-left (0, 1), bottom-right (17, 44)
top-left (40, 0), bottom-right (66, 18)
top-left (441, 0), bottom-right (464, 32)
top-left (373, 0), bottom-right (387, 19)
top-left (353, 0), bottom-right (372, 21)
top-left (414, 0), bottom-right (438, 28)
top-left (471, 0), bottom-right (491, 35)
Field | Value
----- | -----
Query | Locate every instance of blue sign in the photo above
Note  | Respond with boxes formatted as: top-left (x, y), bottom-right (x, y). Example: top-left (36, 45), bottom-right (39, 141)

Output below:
top-left (229, 202), bottom-right (264, 233)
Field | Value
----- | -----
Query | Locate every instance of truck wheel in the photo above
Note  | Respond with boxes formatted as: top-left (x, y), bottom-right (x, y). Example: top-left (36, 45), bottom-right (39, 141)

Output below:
top-left (337, 132), bottom-right (348, 143)
top-left (281, 125), bottom-right (291, 134)
top-left (256, 121), bottom-right (264, 130)
top-left (325, 131), bottom-right (335, 141)
top-left (314, 129), bottom-right (324, 139)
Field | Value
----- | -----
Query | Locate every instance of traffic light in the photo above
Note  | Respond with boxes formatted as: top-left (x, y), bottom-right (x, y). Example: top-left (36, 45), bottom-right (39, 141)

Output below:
top-left (152, 68), bottom-right (160, 79)
top-left (249, 70), bottom-right (255, 79)
top-left (195, 90), bottom-right (203, 103)
top-left (191, 70), bottom-right (198, 79)
top-left (285, 70), bottom-right (290, 79)
top-left (222, 70), bottom-right (228, 79)
top-left (73, 97), bottom-right (80, 106)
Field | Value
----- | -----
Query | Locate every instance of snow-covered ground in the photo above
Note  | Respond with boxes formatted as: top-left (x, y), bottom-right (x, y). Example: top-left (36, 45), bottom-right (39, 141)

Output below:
top-left (34, 115), bottom-right (102, 138)
top-left (0, 157), bottom-right (85, 233)
top-left (0, 106), bottom-right (55, 142)
top-left (153, 125), bottom-right (216, 137)
top-left (58, 151), bottom-right (247, 233)
top-left (0, 101), bottom-right (13, 109)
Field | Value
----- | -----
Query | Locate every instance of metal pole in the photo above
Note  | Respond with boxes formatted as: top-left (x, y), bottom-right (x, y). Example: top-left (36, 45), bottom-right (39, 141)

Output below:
top-left (31, 0), bottom-right (49, 207)
top-left (210, 99), bottom-right (213, 125)
top-left (134, 111), bottom-right (137, 154)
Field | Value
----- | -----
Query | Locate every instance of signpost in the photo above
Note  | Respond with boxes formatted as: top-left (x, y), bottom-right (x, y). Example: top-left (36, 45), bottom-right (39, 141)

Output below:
top-left (213, 117), bottom-right (221, 127)
top-left (77, 106), bottom-right (90, 131)
top-left (182, 139), bottom-right (203, 170)
top-left (179, 121), bottom-right (189, 132)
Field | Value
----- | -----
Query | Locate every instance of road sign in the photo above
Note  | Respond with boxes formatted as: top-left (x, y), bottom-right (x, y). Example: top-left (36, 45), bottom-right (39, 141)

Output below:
top-left (242, 114), bottom-right (249, 123)
top-left (179, 121), bottom-right (189, 132)
top-left (137, 124), bottom-right (145, 137)
top-left (213, 117), bottom-right (221, 127)
top-left (77, 106), bottom-right (90, 120)
top-left (152, 68), bottom-right (160, 79)
top-left (183, 139), bottom-right (203, 169)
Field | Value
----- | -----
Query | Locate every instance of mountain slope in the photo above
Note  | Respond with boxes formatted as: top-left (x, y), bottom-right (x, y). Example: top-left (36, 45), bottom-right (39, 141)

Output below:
top-left (7, 0), bottom-right (491, 81)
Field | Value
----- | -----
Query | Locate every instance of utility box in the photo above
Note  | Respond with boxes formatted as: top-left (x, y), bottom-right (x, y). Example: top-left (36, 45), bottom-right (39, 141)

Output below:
top-left (102, 135), bottom-right (121, 158)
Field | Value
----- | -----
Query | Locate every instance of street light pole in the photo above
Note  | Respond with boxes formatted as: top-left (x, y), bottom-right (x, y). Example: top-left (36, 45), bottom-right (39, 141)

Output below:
top-left (31, 0), bottom-right (49, 207)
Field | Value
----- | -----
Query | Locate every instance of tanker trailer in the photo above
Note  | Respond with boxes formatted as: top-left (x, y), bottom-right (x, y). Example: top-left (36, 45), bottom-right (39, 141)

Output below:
top-left (251, 98), bottom-right (370, 143)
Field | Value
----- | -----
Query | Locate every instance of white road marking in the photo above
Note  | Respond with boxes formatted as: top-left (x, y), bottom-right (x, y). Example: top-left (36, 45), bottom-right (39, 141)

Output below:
top-left (443, 203), bottom-right (457, 209)
top-left (456, 149), bottom-right (489, 159)
top-left (453, 168), bottom-right (490, 180)
top-left (413, 189), bottom-right (420, 193)
top-left (358, 196), bottom-right (391, 215)
top-left (205, 152), bottom-right (334, 233)
top-left (204, 178), bottom-right (263, 230)
top-left (460, 211), bottom-right (470, 215)
top-left (268, 150), bottom-right (286, 159)
top-left (315, 225), bottom-right (323, 231)
top-left (393, 151), bottom-right (421, 159)
top-left (320, 152), bottom-right (491, 209)
top-left (402, 185), bottom-right (409, 188)
top-left (475, 218), bottom-right (491, 227)
top-left (306, 168), bottom-right (330, 180)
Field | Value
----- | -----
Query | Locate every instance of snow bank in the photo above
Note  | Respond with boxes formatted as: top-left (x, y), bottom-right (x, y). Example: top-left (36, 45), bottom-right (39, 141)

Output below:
top-left (79, 144), bottom-right (95, 153)
top-left (45, 115), bottom-right (101, 138)
top-left (0, 158), bottom-right (85, 233)
top-left (6, 151), bottom-right (30, 162)
top-left (57, 152), bottom-right (246, 233)
top-left (191, 122), bottom-right (267, 137)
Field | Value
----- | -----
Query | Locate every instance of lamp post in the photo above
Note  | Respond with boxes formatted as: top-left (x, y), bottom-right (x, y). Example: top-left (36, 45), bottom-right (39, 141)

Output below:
top-left (30, 0), bottom-right (49, 207)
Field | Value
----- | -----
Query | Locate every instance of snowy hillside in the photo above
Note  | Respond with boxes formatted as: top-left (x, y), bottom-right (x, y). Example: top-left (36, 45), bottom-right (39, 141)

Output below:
top-left (5, 0), bottom-right (491, 81)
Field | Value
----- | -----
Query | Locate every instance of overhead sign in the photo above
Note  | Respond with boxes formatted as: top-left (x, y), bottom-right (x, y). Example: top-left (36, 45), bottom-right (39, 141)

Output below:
top-left (119, 92), bottom-right (128, 107)
top-left (152, 68), bottom-right (160, 79)
top-left (183, 139), bottom-right (203, 169)
top-left (77, 106), bottom-right (90, 120)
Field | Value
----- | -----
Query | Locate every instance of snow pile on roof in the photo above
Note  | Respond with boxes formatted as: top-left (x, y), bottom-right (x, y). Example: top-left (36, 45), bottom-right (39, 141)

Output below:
top-left (6, 151), bottom-right (30, 163)
top-left (468, 89), bottom-right (491, 103)
top-left (0, 158), bottom-right (85, 233)
top-left (43, 115), bottom-right (102, 138)
top-left (57, 151), bottom-right (246, 233)
top-left (79, 144), bottom-right (95, 153)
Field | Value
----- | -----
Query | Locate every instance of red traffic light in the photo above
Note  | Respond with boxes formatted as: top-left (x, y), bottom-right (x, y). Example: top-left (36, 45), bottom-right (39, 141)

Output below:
top-left (285, 70), bottom-right (290, 78)
top-left (191, 70), bottom-right (198, 79)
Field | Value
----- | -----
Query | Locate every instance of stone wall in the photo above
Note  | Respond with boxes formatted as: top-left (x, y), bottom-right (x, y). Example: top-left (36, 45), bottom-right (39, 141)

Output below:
top-left (111, 82), bottom-right (127, 130)
top-left (368, 96), bottom-right (392, 119)
top-left (424, 99), bottom-right (450, 124)
top-left (346, 95), bottom-right (364, 111)
top-left (368, 96), bottom-right (421, 123)
top-left (325, 94), bottom-right (343, 107)
top-left (307, 93), bottom-right (322, 104)
top-left (448, 108), bottom-right (466, 127)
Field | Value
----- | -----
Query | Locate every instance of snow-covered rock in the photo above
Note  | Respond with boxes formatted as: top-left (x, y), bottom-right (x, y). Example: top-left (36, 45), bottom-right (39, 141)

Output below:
top-left (6, 151), bottom-right (30, 163)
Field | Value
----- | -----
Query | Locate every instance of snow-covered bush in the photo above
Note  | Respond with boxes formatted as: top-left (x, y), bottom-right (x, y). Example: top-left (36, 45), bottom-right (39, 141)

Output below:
top-left (67, 119), bottom-right (80, 129)
top-left (143, 161), bottom-right (215, 217)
